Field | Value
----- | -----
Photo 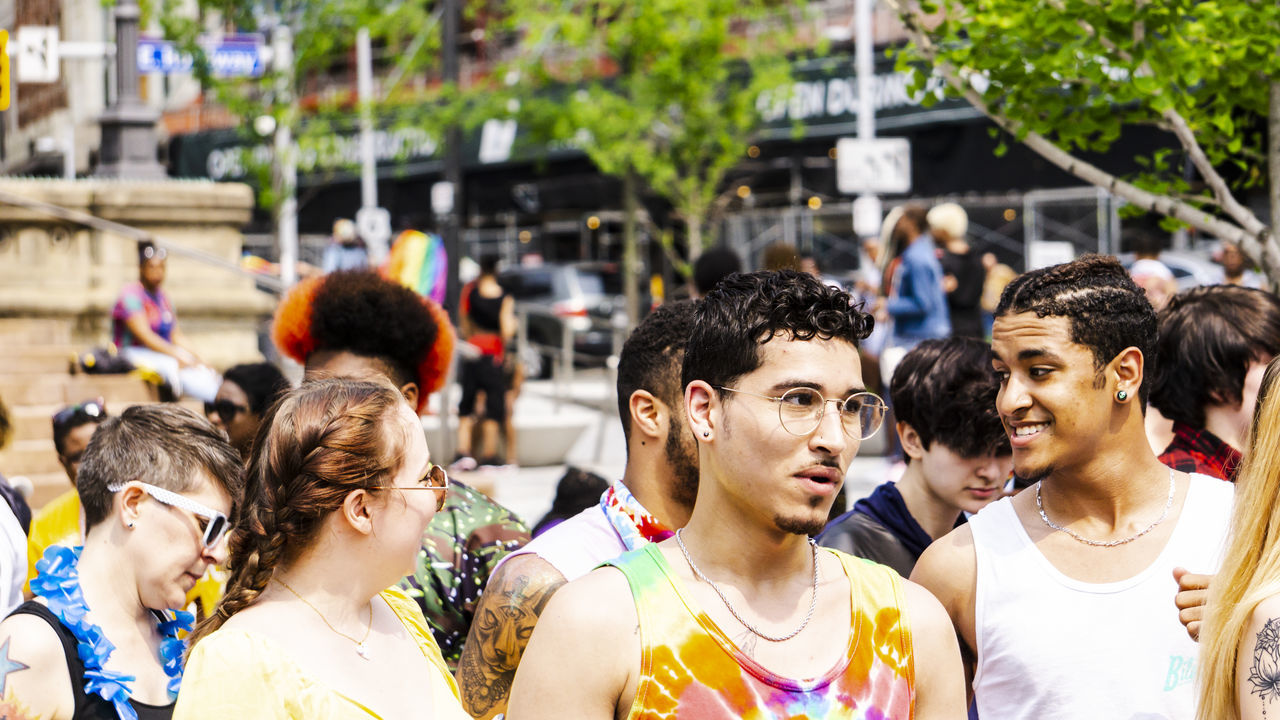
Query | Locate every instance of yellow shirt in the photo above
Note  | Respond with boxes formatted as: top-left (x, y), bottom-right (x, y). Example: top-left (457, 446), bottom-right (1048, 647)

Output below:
top-left (173, 587), bottom-right (467, 719)
top-left (26, 489), bottom-right (81, 595)
top-left (26, 489), bottom-right (224, 617)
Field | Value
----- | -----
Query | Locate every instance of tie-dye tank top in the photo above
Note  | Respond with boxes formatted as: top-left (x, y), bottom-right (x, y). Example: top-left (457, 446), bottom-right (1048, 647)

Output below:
top-left (605, 543), bottom-right (914, 719)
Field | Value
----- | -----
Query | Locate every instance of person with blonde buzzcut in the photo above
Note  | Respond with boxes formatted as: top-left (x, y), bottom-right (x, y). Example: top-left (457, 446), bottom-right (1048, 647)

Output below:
top-left (930, 202), bottom-right (985, 339)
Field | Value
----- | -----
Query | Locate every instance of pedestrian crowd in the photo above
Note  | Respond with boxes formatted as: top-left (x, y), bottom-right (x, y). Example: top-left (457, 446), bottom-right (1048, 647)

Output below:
top-left (1, 210), bottom-right (1278, 720)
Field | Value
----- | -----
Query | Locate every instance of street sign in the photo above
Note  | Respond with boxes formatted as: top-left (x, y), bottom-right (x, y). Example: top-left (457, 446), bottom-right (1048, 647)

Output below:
top-left (16, 26), bottom-right (59, 83)
top-left (356, 206), bottom-right (392, 247)
top-left (836, 137), bottom-right (912, 195)
top-left (432, 182), bottom-right (455, 216)
top-left (852, 194), bottom-right (883, 238)
top-left (137, 35), bottom-right (266, 77)
top-left (0, 31), bottom-right (9, 110)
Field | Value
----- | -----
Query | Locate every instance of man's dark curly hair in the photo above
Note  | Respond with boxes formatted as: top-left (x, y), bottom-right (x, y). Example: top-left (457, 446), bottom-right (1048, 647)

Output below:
top-left (995, 253), bottom-right (1158, 404)
top-left (223, 362), bottom-right (292, 416)
top-left (682, 270), bottom-right (874, 394)
top-left (311, 271), bottom-right (439, 389)
top-left (891, 337), bottom-right (1010, 459)
top-left (617, 300), bottom-right (698, 444)
top-left (1150, 285), bottom-right (1280, 428)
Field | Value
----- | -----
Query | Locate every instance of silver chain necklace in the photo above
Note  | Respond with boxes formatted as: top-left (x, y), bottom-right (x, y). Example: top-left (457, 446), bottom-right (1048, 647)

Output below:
top-left (674, 528), bottom-right (818, 643)
top-left (1035, 468), bottom-right (1176, 547)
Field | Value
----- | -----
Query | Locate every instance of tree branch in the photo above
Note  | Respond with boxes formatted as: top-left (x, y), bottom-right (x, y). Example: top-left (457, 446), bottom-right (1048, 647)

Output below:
top-left (1271, 82), bottom-right (1280, 244)
top-left (1161, 108), bottom-right (1266, 235)
top-left (884, 0), bottom-right (1280, 281)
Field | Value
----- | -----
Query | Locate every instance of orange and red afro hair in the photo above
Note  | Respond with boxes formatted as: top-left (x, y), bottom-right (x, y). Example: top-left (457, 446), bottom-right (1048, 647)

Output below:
top-left (271, 271), bottom-right (456, 413)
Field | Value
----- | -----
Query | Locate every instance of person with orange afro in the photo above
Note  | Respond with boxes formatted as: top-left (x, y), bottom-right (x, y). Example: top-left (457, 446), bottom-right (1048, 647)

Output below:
top-left (273, 270), bottom-right (531, 669)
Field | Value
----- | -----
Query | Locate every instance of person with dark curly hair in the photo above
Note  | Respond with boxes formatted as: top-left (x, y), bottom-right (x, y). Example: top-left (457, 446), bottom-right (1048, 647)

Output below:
top-left (207, 363), bottom-right (291, 459)
top-left (457, 301), bottom-right (701, 720)
top-left (508, 271), bottom-right (965, 720)
top-left (1149, 285), bottom-right (1280, 482)
top-left (271, 270), bottom-right (530, 670)
top-left (912, 254), bottom-right (1235, 719)
top-left (818, 337), bottom-right (1011, 576)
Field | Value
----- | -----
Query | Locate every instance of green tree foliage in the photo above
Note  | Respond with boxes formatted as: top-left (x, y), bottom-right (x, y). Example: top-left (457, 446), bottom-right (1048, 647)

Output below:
top-left (156, 0), bottom-right (451, 208)
top-left (489, 0), bottom-right (813, 265)
top-left (886, 0), bottom-right (1280, 285)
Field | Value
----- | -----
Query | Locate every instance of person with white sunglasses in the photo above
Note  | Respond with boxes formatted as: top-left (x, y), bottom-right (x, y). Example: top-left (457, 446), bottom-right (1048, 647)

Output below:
top-left (0, 404), bottom-right (242, 719)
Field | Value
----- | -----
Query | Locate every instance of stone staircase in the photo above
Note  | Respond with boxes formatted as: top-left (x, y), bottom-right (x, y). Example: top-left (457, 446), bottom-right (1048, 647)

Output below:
top-left (0, 318), bottom-right (169, 510)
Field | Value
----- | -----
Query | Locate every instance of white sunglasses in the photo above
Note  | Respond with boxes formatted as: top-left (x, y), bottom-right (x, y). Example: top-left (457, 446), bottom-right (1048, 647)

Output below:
top-left (108, 481), bottom-right (229, 549)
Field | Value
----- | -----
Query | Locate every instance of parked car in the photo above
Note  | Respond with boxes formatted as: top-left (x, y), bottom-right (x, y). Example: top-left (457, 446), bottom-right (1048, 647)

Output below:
top-left (1117, 249), bottom-right (1223, 291)
top-left (499, 262), bottom-right (640, 378)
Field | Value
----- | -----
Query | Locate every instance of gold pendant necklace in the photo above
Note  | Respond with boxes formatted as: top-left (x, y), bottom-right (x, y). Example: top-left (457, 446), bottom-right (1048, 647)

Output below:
top-left (274, 577), bottom-right (374, 660)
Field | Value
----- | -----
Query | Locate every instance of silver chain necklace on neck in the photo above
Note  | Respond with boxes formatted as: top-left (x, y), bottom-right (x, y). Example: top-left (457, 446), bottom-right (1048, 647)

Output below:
top-left (1035, 468), bottom-right (1176, 547)
top-left (674, 528), bottom-right (818, 643)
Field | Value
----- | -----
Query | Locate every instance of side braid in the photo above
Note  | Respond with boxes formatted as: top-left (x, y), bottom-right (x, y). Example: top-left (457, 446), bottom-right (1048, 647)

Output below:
top-left (186, 377), bottom-right (406, 654)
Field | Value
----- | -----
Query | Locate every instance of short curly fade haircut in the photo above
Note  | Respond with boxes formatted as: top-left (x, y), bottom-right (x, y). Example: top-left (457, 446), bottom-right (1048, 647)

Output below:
top-left (616, 300), bottom-right (697, 443)
top-left (995, 253), bottom-right (1158, 404)
top-left (1150, 285), bottom-right (1280, 428)
top-left (682, 270), bottom-right (874, 394)
top-left (891, 337), bottom-right (1009, 459)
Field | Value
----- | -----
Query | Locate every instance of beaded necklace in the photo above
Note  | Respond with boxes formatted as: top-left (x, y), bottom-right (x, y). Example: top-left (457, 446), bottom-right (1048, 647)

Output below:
top-left (30, 546), bottom-right (192, 720)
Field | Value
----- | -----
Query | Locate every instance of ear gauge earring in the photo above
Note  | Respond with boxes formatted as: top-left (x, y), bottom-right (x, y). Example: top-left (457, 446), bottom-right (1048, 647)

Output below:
top-left (1116, 390), bottom-right (1129, 402)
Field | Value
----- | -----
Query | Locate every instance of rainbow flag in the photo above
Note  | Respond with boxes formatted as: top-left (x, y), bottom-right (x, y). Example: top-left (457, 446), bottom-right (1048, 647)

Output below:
top-left (385, 230), bottom-right (448, 305)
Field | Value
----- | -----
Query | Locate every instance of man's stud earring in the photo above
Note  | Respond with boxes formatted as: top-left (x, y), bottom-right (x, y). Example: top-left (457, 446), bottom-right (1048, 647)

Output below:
top-left (702, 430), bottom-right (710, 438)
top-left (1117, 390), bottom-right (1128, 402)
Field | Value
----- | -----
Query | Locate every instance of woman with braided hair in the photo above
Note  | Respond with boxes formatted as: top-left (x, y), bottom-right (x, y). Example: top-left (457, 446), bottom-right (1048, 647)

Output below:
top-left (173, 378), bottom-right (468, 718)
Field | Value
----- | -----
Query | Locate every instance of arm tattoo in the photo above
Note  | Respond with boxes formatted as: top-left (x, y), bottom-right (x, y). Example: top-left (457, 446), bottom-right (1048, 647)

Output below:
top-left (0, 690), bottom-right (40, 720)
top-left (458, 569), bottom-right (567, 718)
top-left (0, 641), bottom-right (28, 698)
top-left (1250, 617), bottom-right (1280, 714)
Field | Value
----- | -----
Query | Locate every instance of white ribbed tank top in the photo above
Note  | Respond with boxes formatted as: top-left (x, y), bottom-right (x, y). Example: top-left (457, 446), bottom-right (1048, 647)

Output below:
top-left (969, 473), bottom-right (1233, 720)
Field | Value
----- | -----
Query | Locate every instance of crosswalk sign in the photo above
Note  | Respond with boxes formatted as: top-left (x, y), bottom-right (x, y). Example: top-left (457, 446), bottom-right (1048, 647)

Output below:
top-left (0, 30), bottom-right (9, 111)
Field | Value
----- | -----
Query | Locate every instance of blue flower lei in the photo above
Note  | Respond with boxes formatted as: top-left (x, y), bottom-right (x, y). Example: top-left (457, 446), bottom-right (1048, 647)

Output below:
top-left (30, 545), bottom-right (193, 720)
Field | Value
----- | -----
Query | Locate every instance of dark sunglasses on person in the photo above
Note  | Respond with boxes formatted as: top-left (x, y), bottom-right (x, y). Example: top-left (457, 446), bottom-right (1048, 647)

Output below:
top-left (52, 399), bottom-right (106, 434)
top-left (205, 399), bottom-right (249, 420)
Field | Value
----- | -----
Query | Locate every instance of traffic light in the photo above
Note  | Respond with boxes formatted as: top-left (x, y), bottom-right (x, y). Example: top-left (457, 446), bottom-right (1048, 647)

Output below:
top-left (0, 30), bottom-right (9, 111)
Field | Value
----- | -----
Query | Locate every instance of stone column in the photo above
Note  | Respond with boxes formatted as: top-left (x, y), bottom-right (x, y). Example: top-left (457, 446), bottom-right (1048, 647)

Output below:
top-left (94, 0), bottom-right (166, 179)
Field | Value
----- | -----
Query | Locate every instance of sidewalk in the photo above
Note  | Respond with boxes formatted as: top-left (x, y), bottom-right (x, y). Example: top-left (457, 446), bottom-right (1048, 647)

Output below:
top-left (447, 369), bottom-right (893, 528)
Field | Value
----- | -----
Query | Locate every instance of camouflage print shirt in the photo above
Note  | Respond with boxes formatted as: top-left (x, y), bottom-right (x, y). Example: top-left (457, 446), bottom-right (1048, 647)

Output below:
top-left (400, 480), bottom-right (531, 669)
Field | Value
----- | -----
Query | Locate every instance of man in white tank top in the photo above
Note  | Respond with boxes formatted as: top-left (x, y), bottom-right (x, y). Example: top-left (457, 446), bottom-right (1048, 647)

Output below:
top-left (911, 254), bottom-right (1234, 720)
top-left (457, 301), bottom-right (701, 719)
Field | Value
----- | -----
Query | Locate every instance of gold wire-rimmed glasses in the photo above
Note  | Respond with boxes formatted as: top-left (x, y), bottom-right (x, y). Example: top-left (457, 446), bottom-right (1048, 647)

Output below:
top-left (716, 386), bottom-right (888, 440)
top-left (396, 463), bottom-right (450, 512)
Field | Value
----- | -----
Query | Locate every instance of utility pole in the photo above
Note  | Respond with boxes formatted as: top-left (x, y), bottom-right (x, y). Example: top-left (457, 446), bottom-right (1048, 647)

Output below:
top-left (273, 24), bottom-right (298, 288)
top-left (95, 0), bottom-right (165, 178)
top-left (441, 0), bottom-right (462, 324)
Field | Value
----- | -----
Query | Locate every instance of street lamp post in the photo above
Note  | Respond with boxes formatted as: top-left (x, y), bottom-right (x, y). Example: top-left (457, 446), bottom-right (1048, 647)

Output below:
top-left (95, 0), bottom-right (166, 179)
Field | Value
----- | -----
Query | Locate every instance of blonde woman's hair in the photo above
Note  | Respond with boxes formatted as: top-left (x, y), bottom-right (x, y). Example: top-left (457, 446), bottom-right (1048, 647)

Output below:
top-left (926, 202), bottom-right (968, 241)
top-left (1198, 355), bottom-right (1280, 720)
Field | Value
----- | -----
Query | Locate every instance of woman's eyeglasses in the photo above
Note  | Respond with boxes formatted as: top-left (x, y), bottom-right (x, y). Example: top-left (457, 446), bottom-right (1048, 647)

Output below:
top-left (108, 481), bottom-right (229, 549)
top-left (205, 399), bottom-right (249, 420)
top-left (398, 463), bottom-right (450, 512)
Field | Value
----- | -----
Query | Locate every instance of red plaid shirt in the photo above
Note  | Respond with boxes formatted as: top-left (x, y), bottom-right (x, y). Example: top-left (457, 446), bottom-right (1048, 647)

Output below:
top-left (1158, 422), bottom-right (1241, 481)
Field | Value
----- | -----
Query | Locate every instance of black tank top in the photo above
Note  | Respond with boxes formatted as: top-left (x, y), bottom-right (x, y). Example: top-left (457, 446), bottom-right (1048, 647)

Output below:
top-left (8, 602), bottom-right (174, 720)
top-left (466, 287), bottom-right (507, 334)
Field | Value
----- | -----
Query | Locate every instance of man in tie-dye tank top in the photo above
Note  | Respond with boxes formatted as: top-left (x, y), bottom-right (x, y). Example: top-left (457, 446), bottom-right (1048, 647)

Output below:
top-left (507, 270), bottom-right (966, 720)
